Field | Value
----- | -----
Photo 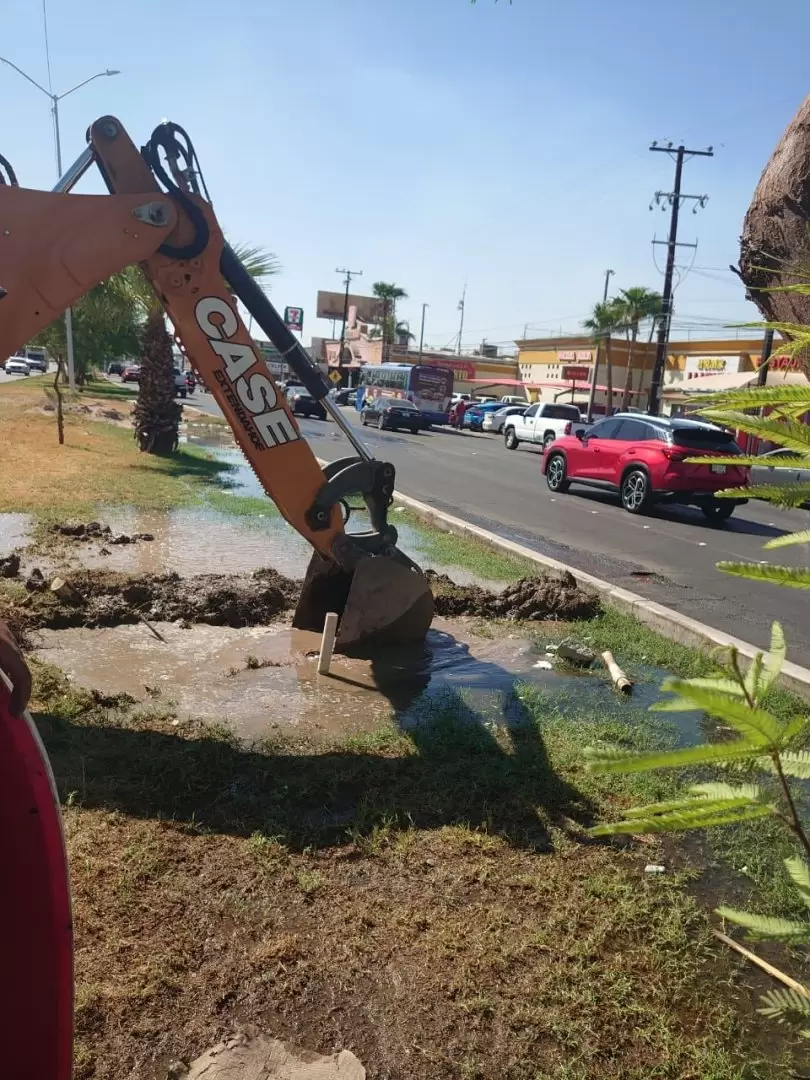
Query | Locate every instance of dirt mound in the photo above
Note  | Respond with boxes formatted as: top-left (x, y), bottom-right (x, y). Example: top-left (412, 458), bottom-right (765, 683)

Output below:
top-left (50, 522), bottom-right (154, 544)
top-left (426, 570), bottom-right (599, 621)
top-left (0, 567), bottom-right (300, 636)
top-left (0, 553), bottom-right (20, 579)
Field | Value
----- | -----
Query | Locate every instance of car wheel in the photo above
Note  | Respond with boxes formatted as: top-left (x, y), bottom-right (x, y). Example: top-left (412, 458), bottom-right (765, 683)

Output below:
top-left (621, 469), bottom-right (651, 514)
top-left (504, 428), bottom-right (519, 450)
top-left (542, 432), bottom-right (555, 451)
top-left (180, 389), bottom-right (187, 398)
top-left (546, 453), bottom-right (570, 493)
top-left (360, 413), bottom-right (368, 426)
top-left (702, 502), bottom-right (735, 524)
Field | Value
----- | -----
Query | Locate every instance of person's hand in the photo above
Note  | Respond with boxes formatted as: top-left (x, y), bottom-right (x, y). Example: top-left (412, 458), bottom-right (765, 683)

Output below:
top-left (0, 622), bottom-right (31, 718)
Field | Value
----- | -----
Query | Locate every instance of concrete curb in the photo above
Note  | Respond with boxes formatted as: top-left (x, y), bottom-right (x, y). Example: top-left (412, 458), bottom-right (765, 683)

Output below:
top-left (391, 490), bottom-right (810, 702)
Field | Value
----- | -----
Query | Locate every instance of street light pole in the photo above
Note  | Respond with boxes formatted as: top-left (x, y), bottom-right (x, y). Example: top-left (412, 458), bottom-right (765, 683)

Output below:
top-left (0, 56), bottom-right (119, 389)
top-left (418, 303), bottom-right (429, 360)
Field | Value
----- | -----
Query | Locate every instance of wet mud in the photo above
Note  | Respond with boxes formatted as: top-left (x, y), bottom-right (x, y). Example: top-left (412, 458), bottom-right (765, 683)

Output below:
top-left (427, 569), bottom-right (600, 621)
top-left (0, 567), bottom-right (300, 640)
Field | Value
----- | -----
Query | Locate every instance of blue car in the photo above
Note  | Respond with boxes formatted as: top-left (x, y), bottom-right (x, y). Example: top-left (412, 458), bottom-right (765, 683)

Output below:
top-left (463, 401), bottom-right (506, 431)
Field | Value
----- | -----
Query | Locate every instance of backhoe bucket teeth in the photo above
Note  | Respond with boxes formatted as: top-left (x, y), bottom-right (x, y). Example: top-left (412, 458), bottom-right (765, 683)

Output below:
top-left (293, 552), bottom-right (434, 653)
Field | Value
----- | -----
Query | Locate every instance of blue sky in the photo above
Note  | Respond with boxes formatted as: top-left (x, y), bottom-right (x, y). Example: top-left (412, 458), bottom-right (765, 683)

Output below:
top-left (2, 0), bottom-right (809, 350)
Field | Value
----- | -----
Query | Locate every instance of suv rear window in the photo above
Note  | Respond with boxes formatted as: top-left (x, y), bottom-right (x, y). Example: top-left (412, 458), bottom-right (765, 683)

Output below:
top-left (542, 404), bottom-right (580, 421)
top-left (671, 427), bottom-right (740, 453)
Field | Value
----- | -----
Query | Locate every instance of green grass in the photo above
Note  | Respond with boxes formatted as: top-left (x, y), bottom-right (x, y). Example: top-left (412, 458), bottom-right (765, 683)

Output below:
top-left (32, 663), bottom-right (795, 1078)
top-left (394, 507), bottom-right (539, 581)
top-left (204, 489), bottom-right (279, 518)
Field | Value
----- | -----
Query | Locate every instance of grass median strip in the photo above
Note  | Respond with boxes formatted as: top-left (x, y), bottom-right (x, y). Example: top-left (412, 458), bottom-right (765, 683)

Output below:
top-left (31, 658), bottom-right (796, 1080)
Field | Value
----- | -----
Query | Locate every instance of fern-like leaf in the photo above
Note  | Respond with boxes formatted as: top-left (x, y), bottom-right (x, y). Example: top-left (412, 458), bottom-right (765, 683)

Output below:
top-left (717, 482), bottom-right (810, 508)
top-left (759, 987), bottom-right (810, 1026)
top-left (654, 678), bottom-right (782, 745)
top-left (687, 384), bottom-right (810, 411)
top-left (773, 750), bottom-right (810, 778)
top-left (785, 857), bottom-right (810, 909)
top-left (674, 677), bottom-right (744, 697)
top-left (584, 739), bottom-right (765, 774)
top-left (744, 652), bottom-right (764, 701)
top-left (697, 412), bottom-right (810, 454)
top-left (716, 906), bottom-right (810, 940)
top-left (718, 562), bottom-right (810, 590)
top-left (689, 781), bottom-right (765, 802)
top-left (686, 454), bottom-right (810, 468)
top-left (589, 802), bottom-right (773, 836)
top-left (760, 622), bottom-right (786, 693)
top-left (765, 530), bottom-right (810, 550)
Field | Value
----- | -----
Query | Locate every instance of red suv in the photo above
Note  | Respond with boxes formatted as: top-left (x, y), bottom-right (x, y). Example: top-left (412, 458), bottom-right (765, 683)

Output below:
top-left (542, 414), bottom-right (749, 522)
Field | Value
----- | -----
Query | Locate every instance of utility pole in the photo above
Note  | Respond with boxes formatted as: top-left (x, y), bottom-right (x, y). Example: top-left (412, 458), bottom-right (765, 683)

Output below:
top-left (456, 284), bottom-right (467, 355)
top-left (335, 267), bottom-right (362, 375)
top-left (418, 303), bottom-right (429, 360)
top-left (586, 269), bottom-right (615, 422)
top-left (647, 141), bottom-right (713, 415)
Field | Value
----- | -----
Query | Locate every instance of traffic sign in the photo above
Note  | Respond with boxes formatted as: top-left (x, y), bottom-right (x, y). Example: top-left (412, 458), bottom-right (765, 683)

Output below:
top-left (328, 369), bottom-right (342, 385)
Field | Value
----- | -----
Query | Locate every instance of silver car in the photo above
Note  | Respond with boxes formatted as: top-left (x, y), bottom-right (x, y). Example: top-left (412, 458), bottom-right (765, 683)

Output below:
top-left (750, 448), bottom-right (810, 499)
top-left (482, 405), bottom-right (527, 434)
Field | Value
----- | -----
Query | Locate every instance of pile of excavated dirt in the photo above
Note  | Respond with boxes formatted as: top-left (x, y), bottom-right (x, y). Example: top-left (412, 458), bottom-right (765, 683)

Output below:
top-left (0, 567), bottom-right (300, 638)
top-left (426, 570), bottom-right (600, 621)
top-left (50, 521), bottom-right (154, 544)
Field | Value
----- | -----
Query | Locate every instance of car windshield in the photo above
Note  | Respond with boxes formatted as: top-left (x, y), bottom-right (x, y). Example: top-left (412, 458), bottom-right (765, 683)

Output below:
top-left (292, 388), bottom-right (312, 398)
top-left (670, 426), bottom-right (741, 453)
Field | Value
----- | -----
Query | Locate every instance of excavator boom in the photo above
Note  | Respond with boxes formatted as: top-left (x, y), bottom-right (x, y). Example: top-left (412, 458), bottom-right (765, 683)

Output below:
top-left (0, 116), bottom-right (434, 651)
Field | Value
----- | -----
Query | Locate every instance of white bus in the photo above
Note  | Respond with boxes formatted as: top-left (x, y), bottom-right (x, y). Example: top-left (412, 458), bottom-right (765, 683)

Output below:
top-left (357, 363), bottom-right (454, 425)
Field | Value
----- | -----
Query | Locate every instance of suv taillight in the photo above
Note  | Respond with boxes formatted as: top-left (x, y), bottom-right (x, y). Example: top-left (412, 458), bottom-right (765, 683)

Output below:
top-left (564, 422), bottom-right (572, 435)
top-left (661, 446), bottom-right (688, 462)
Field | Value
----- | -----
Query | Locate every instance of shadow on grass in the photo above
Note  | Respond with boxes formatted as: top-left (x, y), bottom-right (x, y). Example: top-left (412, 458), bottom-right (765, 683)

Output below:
top-left (127, 448), bottom-right (236, 486)
top-left (36, 690), bottom-right (593, 854)
top-left (78, 381), bottom-right (138, 401)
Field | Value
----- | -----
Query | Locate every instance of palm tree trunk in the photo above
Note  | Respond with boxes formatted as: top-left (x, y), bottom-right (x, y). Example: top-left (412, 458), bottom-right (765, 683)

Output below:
top-left (621, 326), bottom-right (638, 410)
top-left (605, 334), bottom-right (613, 415)
top-left (133, 310), bottom-right (181, 455)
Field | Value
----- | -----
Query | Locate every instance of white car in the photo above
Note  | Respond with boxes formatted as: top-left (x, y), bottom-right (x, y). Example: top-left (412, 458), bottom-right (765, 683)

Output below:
top-left (4, 358), bottom-right (30, 376)
top-left (482, 405), bottom-right (528, 434)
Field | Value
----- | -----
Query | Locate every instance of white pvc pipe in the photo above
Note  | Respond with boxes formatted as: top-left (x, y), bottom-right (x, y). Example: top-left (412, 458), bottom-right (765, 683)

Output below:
top-left (317, 613), bottom-right (339, 675)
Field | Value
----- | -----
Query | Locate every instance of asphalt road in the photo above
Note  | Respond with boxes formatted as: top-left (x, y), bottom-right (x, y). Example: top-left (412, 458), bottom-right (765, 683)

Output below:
top-left (189, 391), bottom-right (810, 661)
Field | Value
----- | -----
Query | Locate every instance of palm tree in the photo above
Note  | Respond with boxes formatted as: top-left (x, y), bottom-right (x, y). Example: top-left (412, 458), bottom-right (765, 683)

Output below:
top-left (372, 282), bottom-right (408, 361)
top-left (613, 287), bottom-right (663, 410)
top-left (583, 300), bottom-right (623, 416)
top-left (126, 243), bottom-right (279, 455)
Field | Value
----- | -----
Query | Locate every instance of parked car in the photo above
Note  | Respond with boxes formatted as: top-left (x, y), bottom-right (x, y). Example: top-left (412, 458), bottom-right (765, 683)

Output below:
top-left (172, 368), bottom-right (188, 398)
top-left (542, 414), bottom-right (749, 522)
top-left (287, 386), bottom-right (327, 420)
top-left (329, 386), bottom-right (353, 406)
top-left (121, 363), bottom-right (141, 383)
top-left (107, 361), bottom-right (125, 376)
top-left (4, 357), bottom-right (30, 376)
top-left (464, 401), bottom-right (507, 431)
top-left (451, 392), bottom-right (472, 404)
top-left (20, 349), bottom-right (47, 373)
top-left (499, 395), bottom-right (530, 407)
top-left (750, 448), bottom-right (810, 506)
top-left (503, 401), bottom-right (587, 451)
top-left (482, 405), bottom-right (528, 434)
top-left (361, 396), bottom-right (424, 433)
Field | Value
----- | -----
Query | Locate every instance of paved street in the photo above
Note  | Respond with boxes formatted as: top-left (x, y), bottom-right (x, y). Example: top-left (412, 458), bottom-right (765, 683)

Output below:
top-left (188, 391), bottom-right (810, 661)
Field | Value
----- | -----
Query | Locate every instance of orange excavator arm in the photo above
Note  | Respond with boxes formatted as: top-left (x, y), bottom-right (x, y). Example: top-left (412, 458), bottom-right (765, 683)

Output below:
top-left (0, 116), bottom-right (433, 651)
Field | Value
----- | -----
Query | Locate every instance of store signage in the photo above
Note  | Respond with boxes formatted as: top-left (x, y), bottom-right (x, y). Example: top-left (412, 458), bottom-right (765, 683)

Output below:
top-left (284, 306), bottom-right (304, 333)
top-left (562, 365), bottom-right (590, 382)
top-left (558, 350), bottom-right (592, 362)
top-left (423, 357), bottom-right (475, 379)
top-left (685, 356), bottom-right (740, 378)
top-left (769, 355), bottom-right (802, 371)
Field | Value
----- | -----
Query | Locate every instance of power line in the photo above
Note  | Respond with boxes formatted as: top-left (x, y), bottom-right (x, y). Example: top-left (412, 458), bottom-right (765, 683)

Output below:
top-left (647, 140), bottom-right (714, 414)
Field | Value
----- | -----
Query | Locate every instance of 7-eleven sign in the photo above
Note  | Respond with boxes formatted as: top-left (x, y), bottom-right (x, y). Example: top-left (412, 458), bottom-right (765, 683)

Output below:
top-left (284, 306), bottom-right (304, 333)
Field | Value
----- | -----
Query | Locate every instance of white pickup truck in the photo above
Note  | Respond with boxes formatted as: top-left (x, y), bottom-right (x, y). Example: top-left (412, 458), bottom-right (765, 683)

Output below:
top-left (502, 402), bottom-right (589, 451)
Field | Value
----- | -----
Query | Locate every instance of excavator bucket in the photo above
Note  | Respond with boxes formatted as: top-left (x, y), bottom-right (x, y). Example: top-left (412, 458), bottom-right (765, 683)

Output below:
top-left (293, 550), bottom-right (435, 653)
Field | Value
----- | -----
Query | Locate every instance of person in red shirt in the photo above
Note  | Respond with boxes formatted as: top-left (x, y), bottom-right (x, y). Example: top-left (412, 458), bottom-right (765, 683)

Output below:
top-left (0, 622), bottom-right (31, 716)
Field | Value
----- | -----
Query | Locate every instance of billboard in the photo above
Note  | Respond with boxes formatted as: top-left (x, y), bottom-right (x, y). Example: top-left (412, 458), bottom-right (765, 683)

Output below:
top-left (316, 291), bottom-right (384, 324)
